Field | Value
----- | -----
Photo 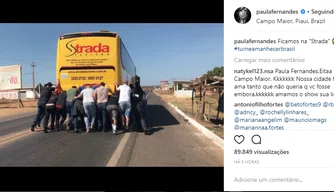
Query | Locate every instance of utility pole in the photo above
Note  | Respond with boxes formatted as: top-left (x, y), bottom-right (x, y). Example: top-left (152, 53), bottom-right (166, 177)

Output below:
top-left (31, 62), bottom-right (36, 99)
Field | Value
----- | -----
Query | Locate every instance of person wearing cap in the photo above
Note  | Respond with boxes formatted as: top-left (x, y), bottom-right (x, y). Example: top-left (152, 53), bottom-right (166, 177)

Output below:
top-left (31, 82), bottom-right (54, 132)
top-left (36, 83), bottom-right (48, 127)
top-left (94, 82), bottom-right (112, 132)
top-left (115, 80), bottom-right (132, 131)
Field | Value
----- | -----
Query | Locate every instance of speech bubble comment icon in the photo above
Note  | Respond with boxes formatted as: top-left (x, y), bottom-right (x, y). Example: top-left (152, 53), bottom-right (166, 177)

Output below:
top-left (234, 135), bottom-right (245, 144)
top-left (251, 134), bottom-right (261, 144)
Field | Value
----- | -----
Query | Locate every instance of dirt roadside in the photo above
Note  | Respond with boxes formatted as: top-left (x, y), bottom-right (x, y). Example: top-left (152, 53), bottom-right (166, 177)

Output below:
top-left (153, 90), bottom-right (224, 139)
top-left (0, 99), bottom-right (37, 117)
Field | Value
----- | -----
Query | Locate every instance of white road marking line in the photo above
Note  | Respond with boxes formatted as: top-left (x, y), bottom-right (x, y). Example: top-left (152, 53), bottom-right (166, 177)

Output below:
top-left (0, 121), bottom-right (68, 146)
top-left (106, 133), bottom-right (131, 166)
top-left (0, 130), bottom-right (32, 145)
top-left (0, 127), bottom-right (46, 145)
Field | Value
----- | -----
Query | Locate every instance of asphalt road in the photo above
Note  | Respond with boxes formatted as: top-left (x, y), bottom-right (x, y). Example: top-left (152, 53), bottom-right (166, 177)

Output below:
top-left (0, 114), bottom-right (35, 136)
top-left (0, 91), bottom-right (224, 166)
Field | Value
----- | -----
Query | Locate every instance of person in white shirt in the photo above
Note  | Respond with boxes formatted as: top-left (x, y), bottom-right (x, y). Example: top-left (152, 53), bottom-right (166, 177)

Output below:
top-left (114, 80), bottom-right (132, 130)
top-left (74, 84), bottom-right (96, 132)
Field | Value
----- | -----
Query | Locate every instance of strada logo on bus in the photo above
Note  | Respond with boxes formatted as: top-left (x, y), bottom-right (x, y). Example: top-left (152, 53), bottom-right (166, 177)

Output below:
top-left (65, 39), bottom-right (110, 57)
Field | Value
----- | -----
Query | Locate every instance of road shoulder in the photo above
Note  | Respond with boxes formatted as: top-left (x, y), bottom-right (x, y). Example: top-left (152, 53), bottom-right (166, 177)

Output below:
top-left (0, 110), bottom-right (36, 123)
top-left (127, 92), bottom-right (224, 166)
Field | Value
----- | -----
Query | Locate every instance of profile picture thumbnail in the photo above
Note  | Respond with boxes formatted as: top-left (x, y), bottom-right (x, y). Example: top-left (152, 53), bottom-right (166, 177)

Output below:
top-left (234, 7), bottom-right (251, 24)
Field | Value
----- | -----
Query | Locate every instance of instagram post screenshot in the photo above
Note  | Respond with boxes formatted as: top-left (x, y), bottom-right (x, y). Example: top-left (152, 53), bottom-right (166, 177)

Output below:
top-left (0, 1), bottom-right (224, 192)
top-left (225, 0), bottom-right (334, 191)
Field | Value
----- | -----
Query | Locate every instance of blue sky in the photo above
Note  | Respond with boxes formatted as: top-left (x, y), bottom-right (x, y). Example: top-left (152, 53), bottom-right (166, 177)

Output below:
top-left (0, 24), bottom-right (223, 87)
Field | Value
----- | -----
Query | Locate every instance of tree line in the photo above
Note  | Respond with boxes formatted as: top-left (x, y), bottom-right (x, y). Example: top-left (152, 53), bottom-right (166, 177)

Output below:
top-left (203, 66), bottom-right (224, 77)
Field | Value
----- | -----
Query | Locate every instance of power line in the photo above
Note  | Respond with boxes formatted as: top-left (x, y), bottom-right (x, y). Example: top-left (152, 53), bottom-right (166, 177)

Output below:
top-left (31, 62), bottom-right (36, 99)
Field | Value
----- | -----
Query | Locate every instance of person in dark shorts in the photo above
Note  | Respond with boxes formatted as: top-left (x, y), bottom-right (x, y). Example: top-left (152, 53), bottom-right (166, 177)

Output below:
top-left (107, 91), bottom-right (119, 134)
top-left (55, 90), bottom-right (67, 131)
top-left (115, 80), bottom-right (132, 131)
top-left (43, 90), bottom-right (58, 133)
top-left (31, 82), bottom-right (54, 132)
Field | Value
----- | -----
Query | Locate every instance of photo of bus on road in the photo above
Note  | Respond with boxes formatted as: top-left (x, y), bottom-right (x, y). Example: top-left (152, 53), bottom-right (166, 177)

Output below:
top-left (0, 24), bottom-right (223, 171)
top-left (56, 30), bottom-right (136, 91)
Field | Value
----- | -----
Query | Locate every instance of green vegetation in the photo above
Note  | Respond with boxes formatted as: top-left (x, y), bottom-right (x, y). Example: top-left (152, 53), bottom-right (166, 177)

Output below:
top-left (203, 66), bottom-right (224, 77)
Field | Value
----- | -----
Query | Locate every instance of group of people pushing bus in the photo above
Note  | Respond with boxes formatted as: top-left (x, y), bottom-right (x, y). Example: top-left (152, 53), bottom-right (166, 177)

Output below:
top-left (30, 79), bottom-right (148, 135)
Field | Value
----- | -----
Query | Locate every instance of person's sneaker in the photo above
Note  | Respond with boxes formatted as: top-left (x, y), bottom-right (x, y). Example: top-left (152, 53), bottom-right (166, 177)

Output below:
top-left (126, 126), bottom-right (132, 132)
top-left (31, 125), bottom-right (35, 132)
top-left (112, 125), bottom-right (117, 135)
top-left (37, 123), bottom-right (41, 127)
top-left (144, 127), bottom-right (150, 135)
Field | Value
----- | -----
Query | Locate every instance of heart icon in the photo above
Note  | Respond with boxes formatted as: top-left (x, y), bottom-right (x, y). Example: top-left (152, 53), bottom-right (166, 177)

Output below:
top-left (234, 135), bottom-right (245, 144)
